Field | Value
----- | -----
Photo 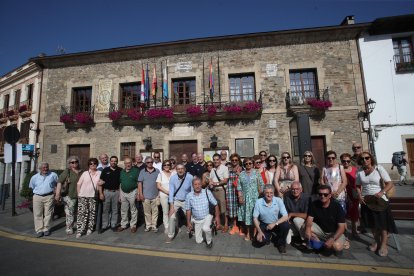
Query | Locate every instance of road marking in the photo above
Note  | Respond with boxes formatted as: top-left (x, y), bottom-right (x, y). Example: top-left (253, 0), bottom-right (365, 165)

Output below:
top-left (0, 230), bottom-right (413, 275)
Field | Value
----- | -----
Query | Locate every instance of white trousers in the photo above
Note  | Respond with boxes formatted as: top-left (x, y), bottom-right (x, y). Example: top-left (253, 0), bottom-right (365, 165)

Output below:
top-left (192, 214), bottom-right (213, 244)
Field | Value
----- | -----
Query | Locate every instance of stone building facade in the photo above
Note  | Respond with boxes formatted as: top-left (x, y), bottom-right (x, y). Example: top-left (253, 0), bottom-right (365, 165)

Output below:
top-left (32, 21), bottom-right (370, 170)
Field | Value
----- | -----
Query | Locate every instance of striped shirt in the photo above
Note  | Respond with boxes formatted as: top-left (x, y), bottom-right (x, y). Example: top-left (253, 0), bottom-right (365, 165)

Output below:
top-left (185, 189), bottom-right (217, 220)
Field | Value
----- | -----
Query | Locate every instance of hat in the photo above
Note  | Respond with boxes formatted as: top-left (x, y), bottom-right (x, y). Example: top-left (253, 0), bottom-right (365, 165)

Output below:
top-left (364, 195), bottom-right (388, 212)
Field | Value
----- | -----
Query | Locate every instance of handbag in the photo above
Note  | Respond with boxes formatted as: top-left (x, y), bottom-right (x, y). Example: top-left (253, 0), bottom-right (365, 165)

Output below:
top-left (376, 167), bottom-right (395, 198)
top-left (61, 169), bottom-right (70, 196)
top-left (364, 195), bottom-right (388, 212)
top-left (205, 189), bottom-right (216, 215)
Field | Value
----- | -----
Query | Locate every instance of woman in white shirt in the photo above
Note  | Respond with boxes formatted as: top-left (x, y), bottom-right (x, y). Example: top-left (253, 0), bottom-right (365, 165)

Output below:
top-left (356, 151), bottom-right (397, 257)
top-left (157, 160), bottom-right (176, 233)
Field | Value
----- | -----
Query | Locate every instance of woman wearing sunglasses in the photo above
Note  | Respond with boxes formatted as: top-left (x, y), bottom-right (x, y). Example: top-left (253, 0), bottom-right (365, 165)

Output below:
top-left (254, 155), bottom-right (267, 184)
top-left (156, 160), bottom-right (176, 233)
top-left (274, 152), bottom-right (299, 197)
top-left (298, 151), bottom-right (320, 198)
top-left (320, 151), bottom-right (348, 214)
top-left (55, 156), bottom-right (83, 235)
top-left (340, 153), bottom-right (359, 238)
top-left (356, 151), bottom-right (397, 257)
top-left (202, 161), bottom-right (214, 189)
top-left (237, 157), bottom-right (264, 241)
top-left (227, 153), bottom-right (244, 235)
top-left (76, 157), bottom-right (101, 238)
top-left (265, 155), bottom-right (278, 186)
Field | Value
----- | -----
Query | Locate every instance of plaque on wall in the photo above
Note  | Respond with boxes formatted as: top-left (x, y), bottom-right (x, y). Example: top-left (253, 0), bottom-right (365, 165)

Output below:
top-left (235, 138), bottom-right (254, 158)
top-left (266, 64), bottom-right (278, 77)
top-left (96, 80), bottom-right (112, 113)
top-left (176, 61), bottom-right (192, 72)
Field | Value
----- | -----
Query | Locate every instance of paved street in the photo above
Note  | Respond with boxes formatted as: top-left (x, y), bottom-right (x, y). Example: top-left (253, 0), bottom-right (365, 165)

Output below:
top-left (0, 184), bottom-right (413, 275)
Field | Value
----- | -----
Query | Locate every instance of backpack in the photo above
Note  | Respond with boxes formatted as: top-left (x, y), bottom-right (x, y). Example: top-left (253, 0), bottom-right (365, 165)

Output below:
top-left (391, 152), bottom-right (403, 167)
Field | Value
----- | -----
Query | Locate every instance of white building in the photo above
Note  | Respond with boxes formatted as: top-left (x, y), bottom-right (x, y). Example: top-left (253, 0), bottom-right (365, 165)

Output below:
top-left (359, 14), bottom-right (414, 179)
top-left (0, 61), bottom-right (42, 189)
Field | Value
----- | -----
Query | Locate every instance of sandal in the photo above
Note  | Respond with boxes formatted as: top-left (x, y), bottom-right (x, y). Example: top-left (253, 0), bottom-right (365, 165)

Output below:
top-left (221, 226), bottom-right (229, 233)
top-left (378, 248), bottom-right (388, 257)
top-left (368, 243), bottom-right (377, 252)
top-left (343, 240), bottom-right (350, 250)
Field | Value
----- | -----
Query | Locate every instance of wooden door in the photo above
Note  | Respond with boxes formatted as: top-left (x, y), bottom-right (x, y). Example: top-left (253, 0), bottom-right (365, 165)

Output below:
top-left (407, 139), bottom-right (414, 176)
top-left (169, 140), bottom-right (197, 164)
top-left (311, 136), bottom-right (326, 170)
top-left (68, 144), bottom-right (90, 170)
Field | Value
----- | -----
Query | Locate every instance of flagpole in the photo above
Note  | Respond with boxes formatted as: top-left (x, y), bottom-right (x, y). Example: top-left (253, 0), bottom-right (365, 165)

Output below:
top-left (161, 61), bottom-right (164, 107)
top-left (218, 53), bottom-right (221, 108)
top-left (202, 56), bottom-right (205, 109)
top-left (210, 56), bottom-right (213, 103)
top-left (165, 59), bottom-right (168, 107)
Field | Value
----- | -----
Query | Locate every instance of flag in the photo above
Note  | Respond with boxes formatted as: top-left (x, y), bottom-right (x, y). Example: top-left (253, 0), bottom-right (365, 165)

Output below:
top-left (209, 58), bottom-right (214, 99)
top-left (145, 64), bottom-right (150, 101)
top-left (151, 65), bottom-right (157, 98)
top-left (140, 67), bottom-right (145, 103)
top-left (162, 63), bottom-right (168, 100)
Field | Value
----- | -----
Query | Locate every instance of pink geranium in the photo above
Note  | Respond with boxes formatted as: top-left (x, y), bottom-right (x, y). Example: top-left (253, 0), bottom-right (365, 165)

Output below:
top-left (109, 111), bottom-right (123, 121)
top-left (73, 112), bottom-right (92, 124)
top-left (126, 109), bottom-right (143, 121)
top-left (307, 99), bottom-right (332, 110)
top-left (60, 114), bottom-right (73, 123)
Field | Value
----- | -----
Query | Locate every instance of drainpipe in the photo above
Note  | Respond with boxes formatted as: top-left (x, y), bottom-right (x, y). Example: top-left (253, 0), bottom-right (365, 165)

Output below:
top-left (33, 66), bottom-right (43, 171)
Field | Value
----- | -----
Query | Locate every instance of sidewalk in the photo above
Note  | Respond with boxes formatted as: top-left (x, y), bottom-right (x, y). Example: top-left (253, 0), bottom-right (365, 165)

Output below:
top-left (0, 187), bottom-right (414, 270)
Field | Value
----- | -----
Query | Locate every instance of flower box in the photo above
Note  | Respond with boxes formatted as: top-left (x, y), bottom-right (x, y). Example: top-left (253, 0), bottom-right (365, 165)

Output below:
top-left (60, 114), bottom-right (74, 123)
top-left (126, 109), bottom-right (143, 121)
top-left (186, 105), bottom-right (203, 117)
top-left (109, 111), bottom-right (123, 121)
top-left (146, 108), bottom-right (174, 119)
top-left (307, 99), bottom-right (332, 110)
top-left (74, 112), bottom-right (93, 124)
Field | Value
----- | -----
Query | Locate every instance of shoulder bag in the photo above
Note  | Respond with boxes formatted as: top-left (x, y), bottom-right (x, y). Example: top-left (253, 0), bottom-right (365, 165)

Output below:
top-left (205, 189), bottom-right (216, 216)
top-left (88, 171), bottom-right (99, 199)
top-left (173, 173), bottom-right (187, 198)
top-left (61, 169), bottom-right (71, 196)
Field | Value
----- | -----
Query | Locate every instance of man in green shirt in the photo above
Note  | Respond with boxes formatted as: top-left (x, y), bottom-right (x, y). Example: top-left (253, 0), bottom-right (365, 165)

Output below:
top-left (118, 157), bottom-right (139, 233)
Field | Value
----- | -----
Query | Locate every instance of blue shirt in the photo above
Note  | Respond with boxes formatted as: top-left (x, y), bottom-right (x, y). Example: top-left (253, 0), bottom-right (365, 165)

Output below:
top-left (29, 171), bottom-right (58, 195)
top-left (253, 197), bottom-right (288, 224)
top-left (185, 189), bottom-right (217, 220)
top-left (168, 173), bottom-right (193, 203)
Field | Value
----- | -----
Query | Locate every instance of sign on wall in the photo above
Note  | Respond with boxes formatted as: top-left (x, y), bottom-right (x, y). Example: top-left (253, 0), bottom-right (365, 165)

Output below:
top-left (266, 64), bottom-right (278, 77)
top-left (176, 61), bottom-right (192, 72)
top-left (96, 79), bottom-right (112, 113)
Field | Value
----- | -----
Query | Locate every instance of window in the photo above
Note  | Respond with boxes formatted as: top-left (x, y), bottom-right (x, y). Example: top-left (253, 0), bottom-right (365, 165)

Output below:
top-left (15, 90), bottom-right (21, 105)
top-left (289, 69), bottom-right (318, 99)
top-left (229, 74), bottom-right (255, 102)
top-left (27, 84), bottom-right (33, 103)
top-left (3, 95), bottom-right (9, 110)
top-left (72, 87), bottom-right (92, 112)
top-left (121, 142), bottom-right (136, 161)
top-left (120, 82), bottom-right (140, 110)
top-left (172, 78), bottom-right (196, 106)
top-left (19, 121), bottom-right (31, 144)
top-left (393, 37), bottom-right (414, 72)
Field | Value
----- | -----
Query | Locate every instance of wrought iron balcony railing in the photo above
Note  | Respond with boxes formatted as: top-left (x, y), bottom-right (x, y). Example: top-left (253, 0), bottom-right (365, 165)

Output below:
top-left (286, 88), bottom-right (330, 108)
top-left (60, 105), bottom-right (95, 127)
top-left (394, 53), bottom-right (414, 73)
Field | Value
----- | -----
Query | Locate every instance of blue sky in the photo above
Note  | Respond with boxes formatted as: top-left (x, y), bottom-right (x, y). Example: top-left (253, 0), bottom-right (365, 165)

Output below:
top-left (1, 0), bottom-right (413, 76)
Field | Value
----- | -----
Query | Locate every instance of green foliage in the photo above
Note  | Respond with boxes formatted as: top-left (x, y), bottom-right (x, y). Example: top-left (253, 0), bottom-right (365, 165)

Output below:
top-left (20, 169), bottom-right (64, 200)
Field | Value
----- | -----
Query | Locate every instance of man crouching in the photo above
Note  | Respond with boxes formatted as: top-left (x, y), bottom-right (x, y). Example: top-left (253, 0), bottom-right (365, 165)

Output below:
top-left (185, 178), bottom-right (220, 248)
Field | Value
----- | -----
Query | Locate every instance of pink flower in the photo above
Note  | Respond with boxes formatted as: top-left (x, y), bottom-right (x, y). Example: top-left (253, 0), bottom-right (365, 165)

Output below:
top-left (186, 105), bottom-right (203, 117)
top-left (19, 104), bottom-right (28, 113)
top-left (109, 111), bottom-right (123, 121)
top-left (146, 108), bottom-right (174, 119)
top-left (126, 109), bottom-right (143, 121)
top-left (243, 101), bottom-right (262, 112)
top-left (60, 114), bottom-right (73, 123)
top-left (206, 105), bottom-right (217, 117)
top-left (73, 112), bottom-right (92, 124)
top-left (307, 99), bottom-right (332, 110)
top-left (224, 105), bottom-right (243, 114)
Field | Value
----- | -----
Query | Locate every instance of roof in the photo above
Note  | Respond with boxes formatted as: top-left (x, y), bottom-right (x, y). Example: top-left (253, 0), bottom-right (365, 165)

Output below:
top-left (369, 14), bottom-right (414, 35)
top-left (30, 23), bottom-right (370, 69)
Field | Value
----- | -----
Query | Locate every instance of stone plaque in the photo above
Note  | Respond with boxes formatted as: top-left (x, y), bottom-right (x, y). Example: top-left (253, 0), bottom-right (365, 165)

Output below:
top-left (268, 120), bottom-right (277, 129)
top-left (269, 144), bottom-right (279, 156)
top-left (176, 61), bottom-right (192, 72)
top-left (172, 126), bottom-right (194, 137)
top-left (96, 80), bottom-right (112, 113)
top-left (266, 64), bottom-right (278, 77)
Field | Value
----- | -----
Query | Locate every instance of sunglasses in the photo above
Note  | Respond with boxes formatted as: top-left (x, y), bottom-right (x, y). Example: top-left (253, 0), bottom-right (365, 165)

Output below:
top-left (282, 156), bottom-right (290, 159)
top-left (352, 146), bottom-right (361, 150)
top-left (146, 161), bottom-right (154, 164)
top-left (89, 163), bottom-right (97, 165)
top-left (231, 159), bottom-right (239, 162)
top-left (268, 159), bottom-right (276, 162)
top-left (244, 162), bottom-right (253, 165)
top-left (163, 164), bottom-right (171, 166)
top-left (318, 193), bottom-right (330, 197)
top-left (154, 156), bottom-right (160, 159)
top-left (341, 160), bottom-right (351, 163)
top-left (255, 161), bottom-right (262, 164)
top-left (207, 164), bottom-right (213, 167)
top-left (304, 155), bottom-right (312, 157)
top-left (362, 156), bottom-right (371, 161)
top-left (327, 157), bottom-right (336, 160)
top-left (70, 161), bottom-right (78, 164)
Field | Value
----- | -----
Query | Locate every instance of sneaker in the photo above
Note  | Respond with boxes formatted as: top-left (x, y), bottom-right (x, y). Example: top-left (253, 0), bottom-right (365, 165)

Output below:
top-left (76, 233), bottom-right (81, 239)
top-left (206, 241), bottom-right (213, 248)
top-left (152, 227), bottom-right (159, 233)
top-left (144, 227), bottom-right (151, 232)
top-left (66, 228), bottom-right (73, 235)
top-left (86, 230), bottom-right (92, 236)
top-left (286, 229), bottom-right (292, 245)
top-left (165, 237), bottom-right (173, 244)
top-left (35, 232), bottom-right (44, 238)
top-left (43, 231), bottom-right (51, 236)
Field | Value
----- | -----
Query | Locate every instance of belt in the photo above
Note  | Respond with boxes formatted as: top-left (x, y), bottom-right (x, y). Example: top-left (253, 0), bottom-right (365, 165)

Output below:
top-left (35, 192), bottom-right (54, 197)
top-left (105, 189), bottom-right (118, 192)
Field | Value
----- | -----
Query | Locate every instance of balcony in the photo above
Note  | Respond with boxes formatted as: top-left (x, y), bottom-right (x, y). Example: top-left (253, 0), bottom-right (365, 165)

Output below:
top-left (108, 91), bottom-right (262, 126)
top-left (18, 100), bottom-right (32, 118)
top-left (394, 54), bottom-right (414, 73)
top-left (286, 88), bottom-right (331, 116)
top-left (60, 106), bottom-right (95, 128)
top-left (6, 105), bottom-right (19, 122)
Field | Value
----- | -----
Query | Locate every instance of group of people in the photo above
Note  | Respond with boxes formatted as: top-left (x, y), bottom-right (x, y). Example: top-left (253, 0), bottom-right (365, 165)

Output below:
top-left (28, 142), bottom-right (397, 257)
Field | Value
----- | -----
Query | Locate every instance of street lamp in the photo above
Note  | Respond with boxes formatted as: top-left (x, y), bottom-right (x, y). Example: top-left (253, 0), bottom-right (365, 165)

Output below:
top-left (363, 98), bottom-right (376, 156)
